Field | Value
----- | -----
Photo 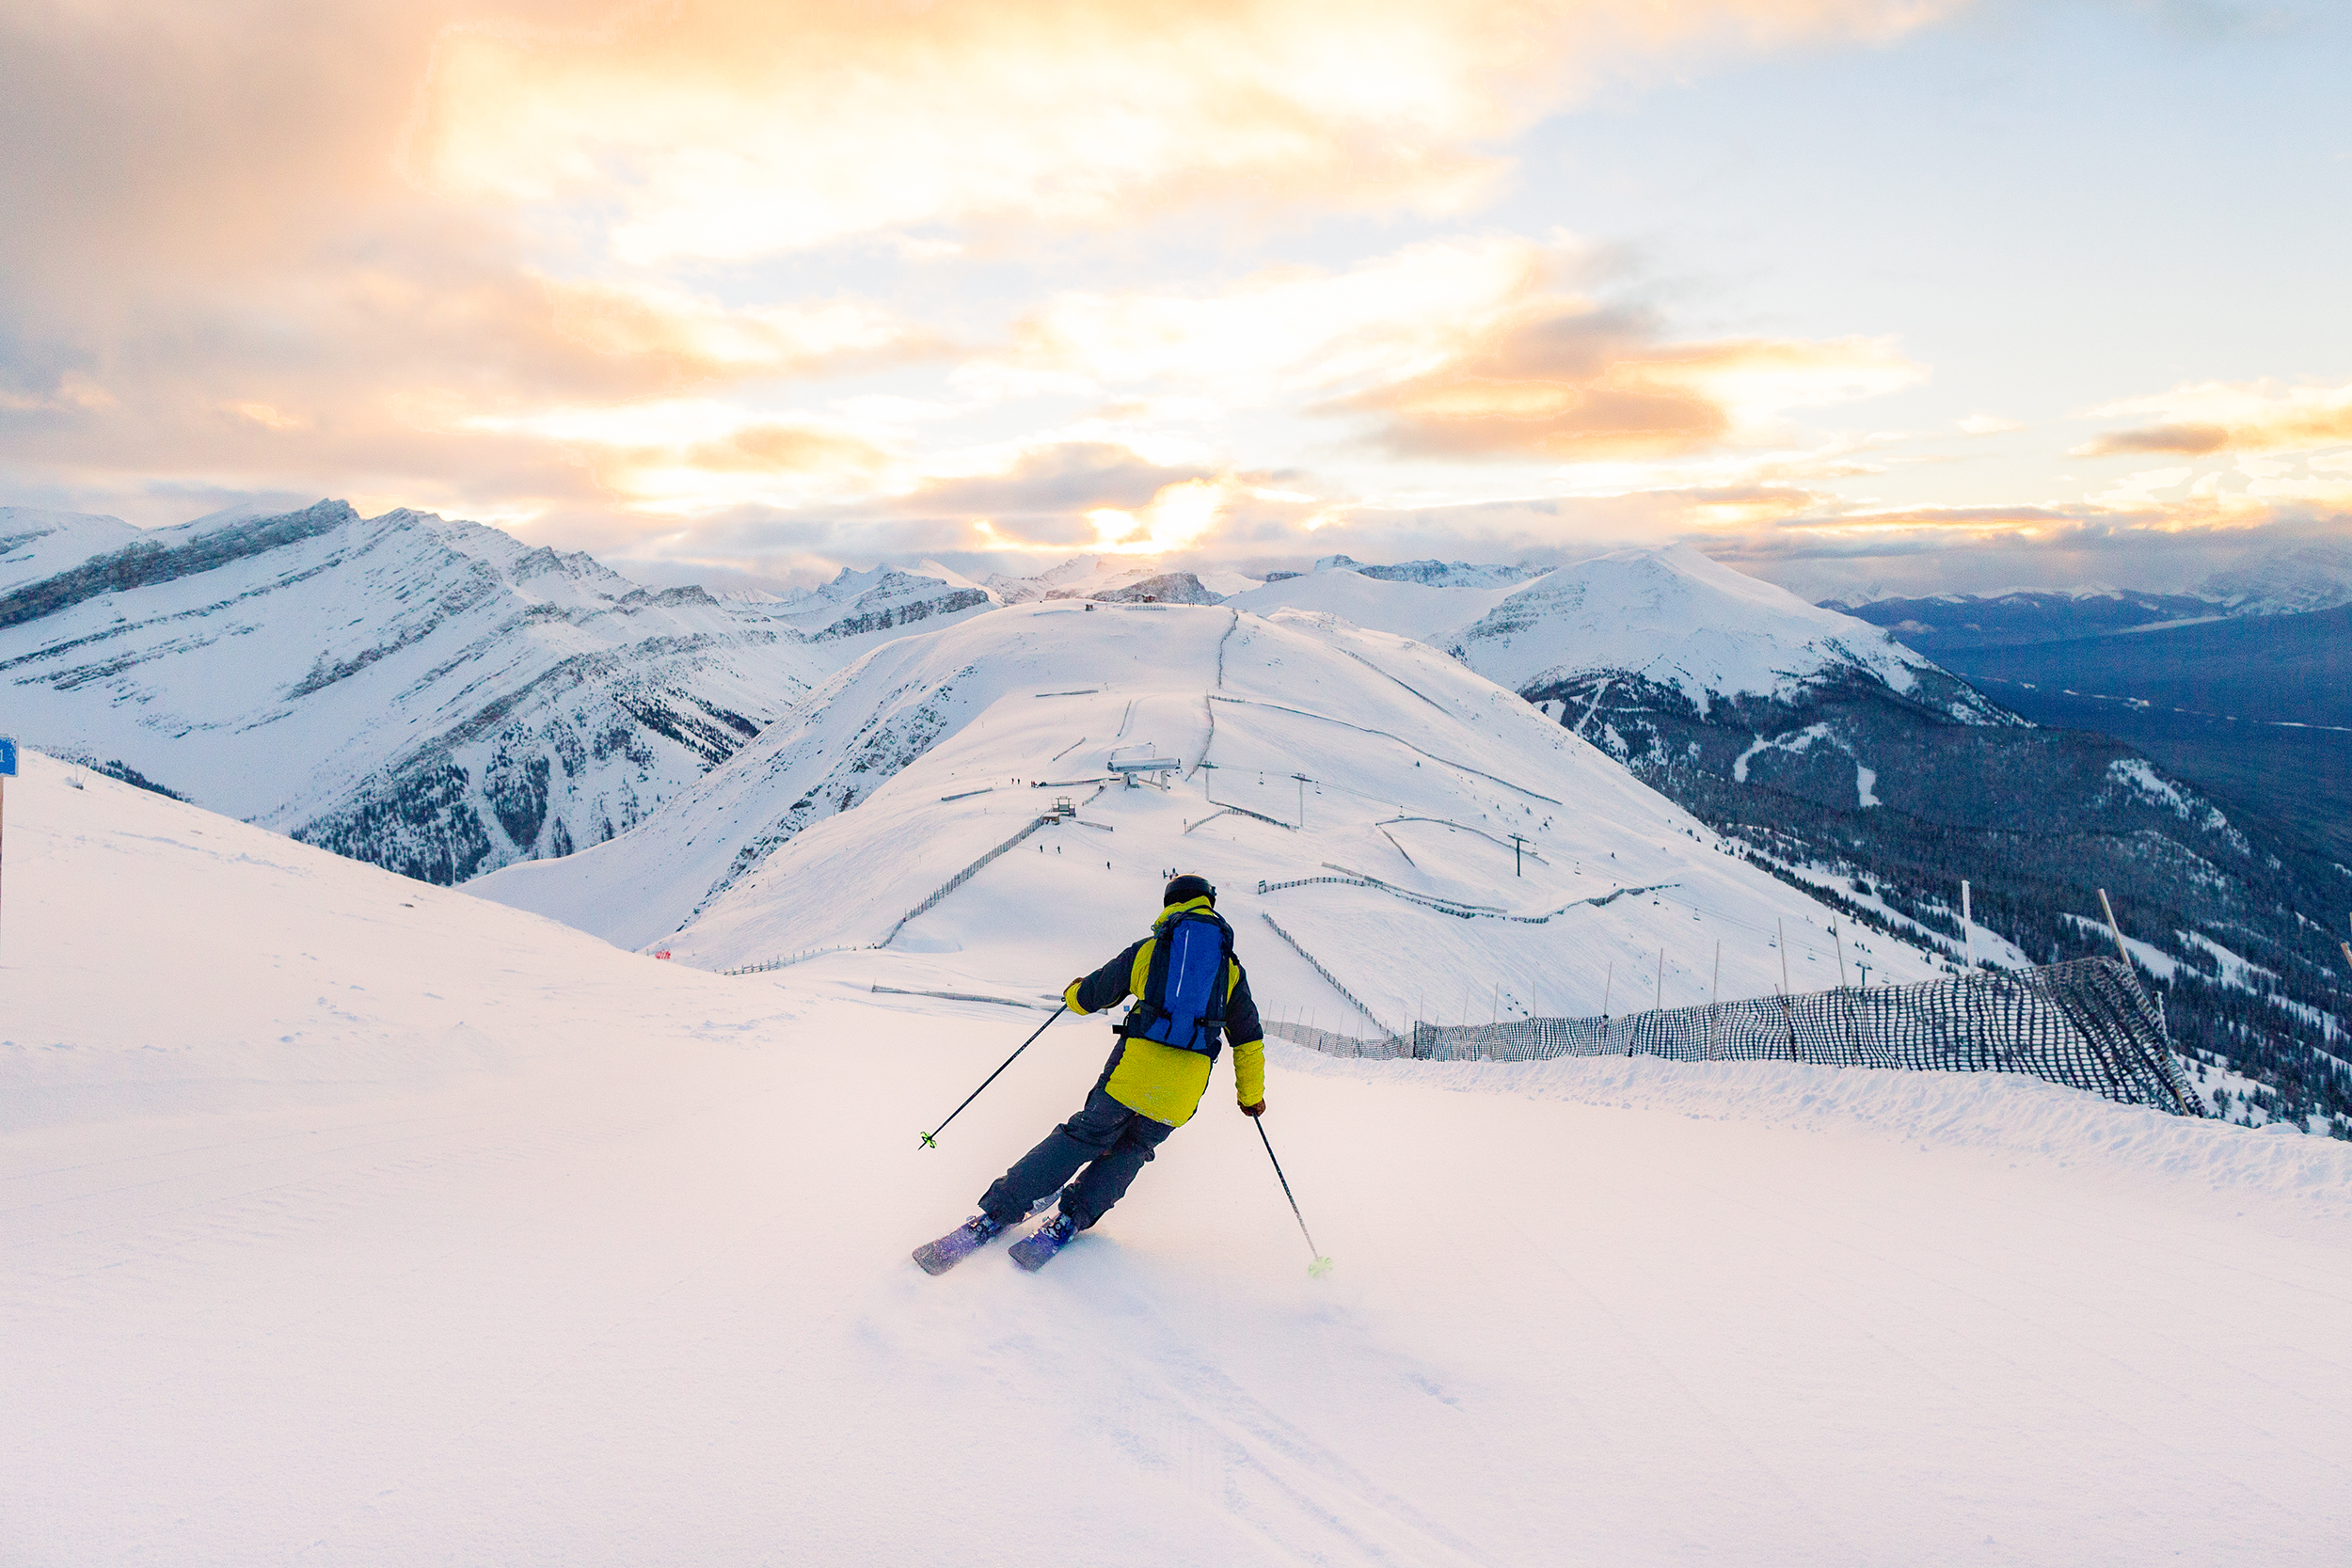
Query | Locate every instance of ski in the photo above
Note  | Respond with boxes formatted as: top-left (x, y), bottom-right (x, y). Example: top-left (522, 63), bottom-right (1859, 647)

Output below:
top-left (912, 1216), bottom-right (1000, 1275)
top-left (1008, 1212), bottom-right (1077, 1272)
top-left (912, 1193), bottom-right (1060, 1275)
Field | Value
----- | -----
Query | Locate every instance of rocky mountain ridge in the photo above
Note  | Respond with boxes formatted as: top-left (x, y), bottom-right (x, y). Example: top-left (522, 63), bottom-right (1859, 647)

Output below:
top-left (0, 499), bottom-right (994, 883)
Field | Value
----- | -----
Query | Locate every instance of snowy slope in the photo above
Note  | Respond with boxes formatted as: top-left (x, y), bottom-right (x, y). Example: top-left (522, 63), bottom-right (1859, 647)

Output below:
top-left (0, 505), bottom-right (141, 593)
top-left (8, 746), bottom-right (2352, 1566)
top-left (476, 598), bottom-right (1947, 1022)
top-left (0, 501), bottom-right (993, 883)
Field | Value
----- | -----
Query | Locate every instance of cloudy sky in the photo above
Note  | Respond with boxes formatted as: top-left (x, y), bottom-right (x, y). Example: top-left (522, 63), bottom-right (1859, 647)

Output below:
top-left (4, 0), bottom-right (2346, 595)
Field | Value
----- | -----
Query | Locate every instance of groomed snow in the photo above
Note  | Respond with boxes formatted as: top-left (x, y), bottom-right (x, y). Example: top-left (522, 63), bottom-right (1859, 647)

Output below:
top-left (8, 749), bottom-right (2352, 1564)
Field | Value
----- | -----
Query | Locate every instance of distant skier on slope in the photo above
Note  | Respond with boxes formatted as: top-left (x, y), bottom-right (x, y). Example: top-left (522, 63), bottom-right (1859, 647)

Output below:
top-left (914, 874), bottom-right (1266, 1274)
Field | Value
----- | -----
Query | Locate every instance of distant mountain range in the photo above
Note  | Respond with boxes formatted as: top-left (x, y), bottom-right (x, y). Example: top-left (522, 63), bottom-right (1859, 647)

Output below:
top-left (1826, 538), bottom-right (2352, 654)
top-left (1833, 574), bottom-right (2352, 867)
top-left (1831, 590), bottom-right (2224, 653)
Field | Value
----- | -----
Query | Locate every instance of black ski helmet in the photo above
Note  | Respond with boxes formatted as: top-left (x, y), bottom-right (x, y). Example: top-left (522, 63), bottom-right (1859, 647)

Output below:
top-left (1163, 873), bottom-right (1216, 907)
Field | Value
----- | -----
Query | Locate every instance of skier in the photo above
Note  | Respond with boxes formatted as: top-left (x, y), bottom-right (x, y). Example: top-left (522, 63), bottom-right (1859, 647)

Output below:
top-left (915, 874), bottom-right (1266, 1273)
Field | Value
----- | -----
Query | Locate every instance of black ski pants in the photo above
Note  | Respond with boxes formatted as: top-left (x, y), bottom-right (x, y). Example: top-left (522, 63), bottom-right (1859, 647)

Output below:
top-left (979, 1049), bottom-right (1176, 1232)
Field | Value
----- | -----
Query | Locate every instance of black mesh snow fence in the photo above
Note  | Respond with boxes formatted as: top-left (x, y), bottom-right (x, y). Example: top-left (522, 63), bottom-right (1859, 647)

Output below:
top-left (1264, 957), bottom-right (2201, 1116)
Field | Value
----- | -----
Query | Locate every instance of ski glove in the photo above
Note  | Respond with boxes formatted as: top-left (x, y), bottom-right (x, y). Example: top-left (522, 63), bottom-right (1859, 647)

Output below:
top-left (1241, 1100), bottom-right (1266, 1117)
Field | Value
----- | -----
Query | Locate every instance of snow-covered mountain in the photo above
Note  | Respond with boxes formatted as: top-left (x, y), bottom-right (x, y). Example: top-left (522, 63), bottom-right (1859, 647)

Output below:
top-left (984, 554), bottom-right (1262, 605)
top-left (1232, 544), bottom-right (1978, 718)
top-left (15, 503), bottom-right (2338, 1128)
top-left (0, 499), bottom-right (993, 882)
top-left (1309, 553), bottom-right (1541, 590)
top-left (2195, 538), bottom-right (2352, 615)
top-left (0, 504), bottom-right (143, 593)
top-left (1836, 541), bottom-right (2352, 642)
top-left (1227, 544), bottom-right (2012, 824)
top-left (1828, 588), bottom-right (2226, 652)
top-left (772, 561), bottom-right (997, 638)
top-left (475, 596), bottom-right (1947, 1022)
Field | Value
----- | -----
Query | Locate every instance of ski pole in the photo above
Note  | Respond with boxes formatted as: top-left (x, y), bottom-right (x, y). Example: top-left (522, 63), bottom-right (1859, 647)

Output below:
top-left (1255, 1118), bottom-right (1333, 1277)
top-left (918, 1005), bottom-right (1066, 1148)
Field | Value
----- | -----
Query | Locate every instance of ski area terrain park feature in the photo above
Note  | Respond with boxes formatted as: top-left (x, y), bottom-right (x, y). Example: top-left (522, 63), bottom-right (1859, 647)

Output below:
top-left (5, 746), bottom-right (2350, 1562)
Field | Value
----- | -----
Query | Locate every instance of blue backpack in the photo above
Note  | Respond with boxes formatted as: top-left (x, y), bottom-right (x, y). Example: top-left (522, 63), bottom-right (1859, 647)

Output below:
top-left (1125, 911), bottom-right (1234, 1057)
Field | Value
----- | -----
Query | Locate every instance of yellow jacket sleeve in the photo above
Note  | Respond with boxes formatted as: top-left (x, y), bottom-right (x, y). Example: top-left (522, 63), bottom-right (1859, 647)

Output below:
top-left (1232, 1037), bottom-right (1265, 1107)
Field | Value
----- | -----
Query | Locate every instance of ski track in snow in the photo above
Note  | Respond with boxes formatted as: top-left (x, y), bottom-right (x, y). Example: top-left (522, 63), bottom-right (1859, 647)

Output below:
top-left (6, 750), bottom-right (2352, 1565)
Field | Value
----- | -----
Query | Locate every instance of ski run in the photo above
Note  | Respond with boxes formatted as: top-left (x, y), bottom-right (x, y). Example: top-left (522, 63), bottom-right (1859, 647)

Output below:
top-left (8, 714), bottom-right (2352, 1563)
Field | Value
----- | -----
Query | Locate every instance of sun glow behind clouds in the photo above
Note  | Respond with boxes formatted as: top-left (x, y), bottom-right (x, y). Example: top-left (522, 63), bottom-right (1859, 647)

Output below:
top-left (975, 238), bottom-right (1557, 399)
top-left (1087, 479), bottom-right (1227, 555)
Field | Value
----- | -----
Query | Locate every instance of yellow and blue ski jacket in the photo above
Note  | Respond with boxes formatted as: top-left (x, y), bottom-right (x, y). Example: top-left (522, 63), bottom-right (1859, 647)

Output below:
top-left (1062, 896), bottom-right (1265, 1127)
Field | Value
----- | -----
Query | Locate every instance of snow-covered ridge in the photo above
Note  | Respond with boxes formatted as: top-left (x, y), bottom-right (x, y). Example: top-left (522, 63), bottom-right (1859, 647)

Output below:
top-left (1447, 545), bottom-right (1932, 710)
top-left (0, 504), bottom-right (144, 594)
top-left (1310, 553), bottom-right (1541, 590)
top-left (778, 560), bottom-right (998, 638)
top-left (0, 499), bottom-right (993, 883)
top-left (1230, 542), bottom-right (1951, 714)
top-left (985, 553), bottom-right (1263, 605)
